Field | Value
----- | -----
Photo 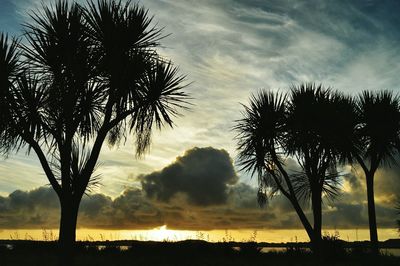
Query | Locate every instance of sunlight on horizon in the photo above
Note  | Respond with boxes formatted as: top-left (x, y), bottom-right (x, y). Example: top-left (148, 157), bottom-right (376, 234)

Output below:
top-left (1, 226), bottom-right (398, 243)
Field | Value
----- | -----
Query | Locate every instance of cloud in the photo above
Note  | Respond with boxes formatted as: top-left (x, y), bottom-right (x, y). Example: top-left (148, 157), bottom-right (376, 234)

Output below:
top-left (1, 0), bottom-right (400, 201)
top-left (0, 187), bottom-right (59, 228)
top-left (0, 178), bottom-right (397, 230)
top-left (140, 147), bottom-right (238, 206)
top-left (1, 1), bottom-right (400, 232)
top-left (0, 146), bottom-right (399, 231)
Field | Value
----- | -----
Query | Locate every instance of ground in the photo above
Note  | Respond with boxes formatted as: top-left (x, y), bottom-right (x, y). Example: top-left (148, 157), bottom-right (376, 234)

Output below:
top-left (1, 240), bottom-right (400, 266)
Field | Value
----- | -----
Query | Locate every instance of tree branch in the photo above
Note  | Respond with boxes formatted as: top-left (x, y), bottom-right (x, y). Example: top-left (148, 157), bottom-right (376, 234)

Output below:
top-left (268, 169), bottom-right (290, 199)
top-left (9, 103), bottom-right (62, 197)
top-left (107, 107), bottom-right (138, 131)
top-left (269, 152), bottom-right (315, 241)
top-left (75, 95), bottom-right (116, 197)
top-left (271, 151), bottom-right (298, 199)
top-left (27, 138), bottom-right (61, 196)
top-left (355, 154), bottom-right (369, 175)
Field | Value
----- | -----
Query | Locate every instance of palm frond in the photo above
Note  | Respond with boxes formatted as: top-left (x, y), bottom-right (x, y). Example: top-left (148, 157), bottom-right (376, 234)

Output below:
top-left (292, 169), bottom-right (342, 205)
top-left (133, 60), bottom-right (189, 156)
top-left (291, 171), bottom-right (311, 204)
top-left (321, 171), bottom-right (342, 203)
top-left (0, 33), bottom-right (22, 154)
top-left (84, 0), bottom-right (163, 80)
top-left (1, 0), bottom-right (190, 203)
top-left (234, 90), bottom-right (287, 177)
top-left (0, 33), bottom-right (21, 82)
top-left (356, 90), bottom-right (400, 167)
top-left (70, 142), bottom-right (102, 194)
top-left (21, 0), bottom-right (98, 145)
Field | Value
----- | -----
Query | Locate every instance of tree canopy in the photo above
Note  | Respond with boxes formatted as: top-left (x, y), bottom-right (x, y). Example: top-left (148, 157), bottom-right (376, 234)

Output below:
top-left (0, 0), bottom-right (189, 250)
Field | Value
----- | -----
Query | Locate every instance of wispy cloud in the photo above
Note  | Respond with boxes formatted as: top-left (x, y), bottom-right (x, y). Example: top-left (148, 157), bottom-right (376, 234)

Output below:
top-left (0, 0), bottom-right (399, 227)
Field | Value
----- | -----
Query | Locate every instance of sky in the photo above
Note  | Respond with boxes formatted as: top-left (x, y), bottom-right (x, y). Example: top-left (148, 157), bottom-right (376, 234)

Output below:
top-left (1, 0), bottom-right (400, 240)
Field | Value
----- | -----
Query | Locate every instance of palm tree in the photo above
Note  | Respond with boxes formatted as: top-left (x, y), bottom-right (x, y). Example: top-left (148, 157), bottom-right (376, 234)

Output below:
top-left (235, 84), bottom-right (356, 253)
top-left (234, 90), bottom-right (316, 243)
top-left (353, 90), bottom-right (400, 253)
top-left (285, 84), bottom-right (357, 245)
top-left (0, 0), bottom-right (189, 252)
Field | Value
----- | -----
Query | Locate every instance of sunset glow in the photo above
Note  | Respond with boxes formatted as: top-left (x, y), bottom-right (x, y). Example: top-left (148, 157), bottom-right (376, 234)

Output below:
top-left (0, 0), bottom-right (400, 249)
top-left (1, 228), bottom-right (398, 243)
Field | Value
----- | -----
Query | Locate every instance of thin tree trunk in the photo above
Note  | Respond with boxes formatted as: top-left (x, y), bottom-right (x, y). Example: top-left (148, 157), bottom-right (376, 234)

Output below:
top-left (366, 172), bottom-right (379, 254)
top-left (311, 186), bottom-right (322, 254)
top-left (289, 197), bottom-right (315, 243)
top-left (312, 190), bottom-right (322, 240)
top-left (271, 154), bottom-right (316, 245)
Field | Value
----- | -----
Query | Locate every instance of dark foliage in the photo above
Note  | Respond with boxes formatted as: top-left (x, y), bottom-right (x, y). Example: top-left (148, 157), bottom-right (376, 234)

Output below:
top-left (0, 0), bottom-right (189, 248)
top-left (234, 84), bottom-right (357, 248)
top-left (0, 241), bottom-right (399, 266)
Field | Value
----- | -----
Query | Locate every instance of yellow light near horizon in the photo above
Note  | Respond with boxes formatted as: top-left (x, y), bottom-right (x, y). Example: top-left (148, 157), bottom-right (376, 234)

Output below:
top-left (0, 228), bottom-right (398, 243)
top-left (140, 225), bottom-right (194, 242)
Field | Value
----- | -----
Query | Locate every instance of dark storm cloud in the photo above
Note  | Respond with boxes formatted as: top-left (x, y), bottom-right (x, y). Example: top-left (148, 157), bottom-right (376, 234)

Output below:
top-left (375, 166), bottom-right (400, 203)
top-left (0, 187), bottom-right (163, 229)
top-left (322, 161), bottom-right (400, 229)
top-left (0, 187), bottom-right (59, 228)
top-left (324, 203), bottom-right (367, 229)
top-left (140, 147), bottom-right (238, 206)
top-left (0, 146), bottom-right (399, 230)
top-left (0, 181), bottom-right (398, 230)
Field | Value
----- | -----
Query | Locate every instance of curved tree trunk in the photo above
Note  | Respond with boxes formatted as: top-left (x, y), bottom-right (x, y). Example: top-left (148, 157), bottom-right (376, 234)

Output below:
top-left (366, 172), bottom-right (379, 254)
top-left (271, 154), bottom-right (316, 246)
top-left (289, 196), bottom-right (316, 243)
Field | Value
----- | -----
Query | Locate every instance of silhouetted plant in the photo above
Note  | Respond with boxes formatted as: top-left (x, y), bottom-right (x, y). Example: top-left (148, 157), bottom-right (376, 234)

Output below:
top-left (0, 0), bottom-right (189, 254)
top-left (238, 242), bottom-right (262, 255)
top-left (351, 91), bottom-right (400, 253)
top-left (234, 89), bottom-right (315, 243)
top-left (321, 231), bottom-right (346, 259)
top-left (286, 84), bottom-right (357, 246)
top-left (396, 200), bottom-right (400, 236)
top-left (235, 84), bottom-right (355, 253)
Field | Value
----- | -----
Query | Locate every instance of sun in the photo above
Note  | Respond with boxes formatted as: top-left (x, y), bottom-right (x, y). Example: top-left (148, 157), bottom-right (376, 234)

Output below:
top-left (146, 225), bottom-right (193, 241)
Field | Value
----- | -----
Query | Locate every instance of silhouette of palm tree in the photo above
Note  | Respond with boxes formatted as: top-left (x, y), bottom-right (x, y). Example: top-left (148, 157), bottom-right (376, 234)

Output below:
top-left (234, 90), bottom-right (316, 243)
top-left (352, 90), bottom-right (400, 253)
top-left (0, 0), bottom-right (189, 253)
top-left (235, 84), bottom-right (355, 253)
top-left (285, 84), bottom-right (357, 245)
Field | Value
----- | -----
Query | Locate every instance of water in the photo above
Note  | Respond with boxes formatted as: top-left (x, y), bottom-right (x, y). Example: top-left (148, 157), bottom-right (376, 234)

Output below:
top-left (261, 247), bottom-right (400, 257)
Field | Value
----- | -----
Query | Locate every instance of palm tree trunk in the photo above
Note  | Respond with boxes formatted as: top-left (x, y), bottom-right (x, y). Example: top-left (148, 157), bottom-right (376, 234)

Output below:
top-left (58, 194), bottom-right (81, 264)
top-left (271, 155), bottom-right (316, 245)
top-left (312, 192), bottom-right (322, 240)
top-left (366, 172), bottom-right (379, 254)
top-left (59, 200), bottom-right (79, 246)
top-left (289, 197), bottom-right (315, 243)
top-left (311, 186), bottom-right (322, 254)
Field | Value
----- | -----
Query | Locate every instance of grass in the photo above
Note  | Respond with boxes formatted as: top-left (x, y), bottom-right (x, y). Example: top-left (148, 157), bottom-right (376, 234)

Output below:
top-left (1, 240), bottom-right (400, 266)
